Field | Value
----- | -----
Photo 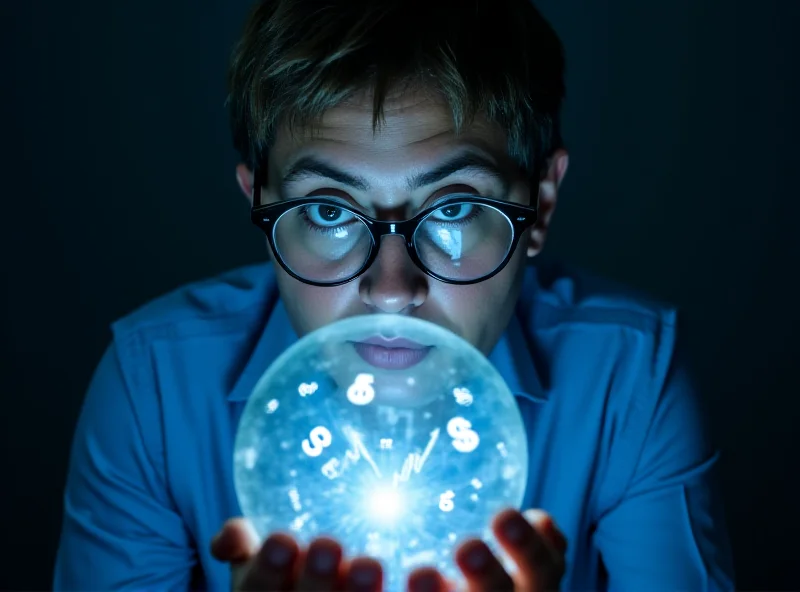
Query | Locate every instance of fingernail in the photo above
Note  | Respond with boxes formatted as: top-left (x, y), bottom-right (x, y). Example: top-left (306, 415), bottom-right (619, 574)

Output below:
top-left (309, 546), bottom-right (338, 574)
top-left (501, 513), bottom-right (531, 544)
top-left (523, 508), bottom-right (548, 526)
top-left (263, 538), bottom-right (293, 567)
top-left (464, 543), bottom-right (491, 572)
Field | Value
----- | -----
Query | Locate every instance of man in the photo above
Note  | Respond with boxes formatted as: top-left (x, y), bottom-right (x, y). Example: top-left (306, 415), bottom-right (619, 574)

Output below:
top-left (54, 0), bottom-right (735, 589)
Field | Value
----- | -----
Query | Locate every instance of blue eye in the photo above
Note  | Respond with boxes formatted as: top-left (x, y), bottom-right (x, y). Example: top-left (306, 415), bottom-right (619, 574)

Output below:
top-left (429, 203), bottom-right (476, 222)
top-left (304, 205), bottom-right (357, 227)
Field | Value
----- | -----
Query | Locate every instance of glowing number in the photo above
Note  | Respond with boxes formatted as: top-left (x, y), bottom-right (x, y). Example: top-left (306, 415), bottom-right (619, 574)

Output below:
top-left (380, 438), bottom-right (393, 450)
top-left (439, 490), bottom-right (455, 512)
top-left (347, 373), bottom-right (375, 406)
top-left (288, 487), bottom-right (302, 512)
top-left (453, 387), bottom-right (474, 406)
top-left (447, 417), bottom-right (480, 453)
top-left (298, 382), bottom-right (319, 397)
top-left (301, 426), bottom-right (333, 457)
top-left (290, 512), bottom-right (310, 532)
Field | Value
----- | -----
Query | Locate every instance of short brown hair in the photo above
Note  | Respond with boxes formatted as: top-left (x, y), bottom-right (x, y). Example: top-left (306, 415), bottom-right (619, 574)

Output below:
top-left (227, 0), bottom-right (565, 179)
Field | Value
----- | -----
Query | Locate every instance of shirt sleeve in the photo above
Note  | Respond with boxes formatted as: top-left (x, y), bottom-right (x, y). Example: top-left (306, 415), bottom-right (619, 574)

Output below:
top-left (53, 342), bottom-right (196, 590)
top-left (593, 350), bottom-right (736, 591)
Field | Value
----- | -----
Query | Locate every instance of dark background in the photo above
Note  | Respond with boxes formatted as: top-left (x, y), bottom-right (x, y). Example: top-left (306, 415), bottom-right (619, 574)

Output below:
top-left (2, 0), bottom-right (798, 588)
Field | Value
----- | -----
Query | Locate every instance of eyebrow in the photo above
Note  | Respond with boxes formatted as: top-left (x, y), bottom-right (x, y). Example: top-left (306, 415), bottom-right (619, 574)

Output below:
top-left (279, 150), bottom-right (510, 195)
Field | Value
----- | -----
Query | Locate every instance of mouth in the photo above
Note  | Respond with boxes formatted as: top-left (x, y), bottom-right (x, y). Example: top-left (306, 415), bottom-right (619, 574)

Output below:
top-left (350, 336), bottom-right (433, 370)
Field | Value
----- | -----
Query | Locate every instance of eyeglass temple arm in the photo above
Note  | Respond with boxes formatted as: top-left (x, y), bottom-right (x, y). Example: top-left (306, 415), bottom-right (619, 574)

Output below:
top-left (251, 165), bottom-right (266, 208)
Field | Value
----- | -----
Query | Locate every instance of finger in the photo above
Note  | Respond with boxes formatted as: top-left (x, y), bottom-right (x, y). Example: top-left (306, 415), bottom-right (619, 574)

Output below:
top-left (493, 509), bottom-right (565, 591)
top-left (296, 537), bottom-right (343, 591)
top-left (210, 518), bottom-right (261, 564)
top-left (454, 539), bottom-right (514, 592)
top-left (523, 509), bottom-right (567, 556)
top-left (407, 566), bottom-right (448, 592)
top-left (238, 532), bottom-right (300, 592)
top-left (345, 556), bottom-right (383, 592)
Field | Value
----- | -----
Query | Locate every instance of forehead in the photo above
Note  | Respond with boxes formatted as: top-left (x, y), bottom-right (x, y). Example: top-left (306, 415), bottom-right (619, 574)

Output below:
top-left (267, 87), bottom-right (513, 177)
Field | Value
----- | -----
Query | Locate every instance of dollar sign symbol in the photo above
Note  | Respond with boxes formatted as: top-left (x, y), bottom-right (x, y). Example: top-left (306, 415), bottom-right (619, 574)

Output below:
top-left (447, 417), bottom-right (480, 453)
top-left (347, 373), bottom-right (375, 406)
top-left (301, 426), bottom-right (333, 457)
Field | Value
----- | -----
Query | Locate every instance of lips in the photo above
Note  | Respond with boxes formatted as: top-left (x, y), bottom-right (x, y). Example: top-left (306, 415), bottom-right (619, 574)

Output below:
top-left (351, 336), bottom-right (433, 370)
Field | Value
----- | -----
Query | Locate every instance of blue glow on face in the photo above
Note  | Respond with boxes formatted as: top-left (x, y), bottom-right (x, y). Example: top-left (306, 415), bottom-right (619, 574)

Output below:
top-left (233, 314), bottom-right (528, 592)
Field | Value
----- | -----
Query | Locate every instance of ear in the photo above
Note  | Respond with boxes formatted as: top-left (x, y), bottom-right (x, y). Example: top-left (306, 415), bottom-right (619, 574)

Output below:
top-left (527, 149), bottom-right (569, 257)
top-left (236, 163), bottom-right (255, 206)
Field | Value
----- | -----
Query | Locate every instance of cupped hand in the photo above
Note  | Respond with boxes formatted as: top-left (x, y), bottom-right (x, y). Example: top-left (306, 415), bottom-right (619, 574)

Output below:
top-left (211, 518), bottom-right (383, 591)
top-left (211, 509), bottom-right (565, 592)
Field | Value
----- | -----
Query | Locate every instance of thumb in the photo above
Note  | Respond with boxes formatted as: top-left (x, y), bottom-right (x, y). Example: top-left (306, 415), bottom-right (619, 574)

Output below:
top-left (211, 518), bottom-right (261, 565)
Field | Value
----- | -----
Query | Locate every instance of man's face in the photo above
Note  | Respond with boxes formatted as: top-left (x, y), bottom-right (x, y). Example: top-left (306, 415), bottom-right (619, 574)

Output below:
top-left (237, 87), bottom-right (566, 355)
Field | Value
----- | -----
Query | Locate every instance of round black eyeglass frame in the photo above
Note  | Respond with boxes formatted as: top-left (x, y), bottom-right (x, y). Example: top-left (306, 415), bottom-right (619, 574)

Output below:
top-left (250, 175), bottom-right (539, 287)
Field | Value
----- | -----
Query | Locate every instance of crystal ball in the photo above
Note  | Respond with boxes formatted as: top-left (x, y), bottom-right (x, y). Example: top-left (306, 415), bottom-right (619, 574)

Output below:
top-left (233, 314), bottom-right (528, 590)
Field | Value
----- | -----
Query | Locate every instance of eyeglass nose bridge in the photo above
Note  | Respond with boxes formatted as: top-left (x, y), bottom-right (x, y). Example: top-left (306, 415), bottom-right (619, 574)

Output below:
top-left (362, 218), bottom-right (419, 250)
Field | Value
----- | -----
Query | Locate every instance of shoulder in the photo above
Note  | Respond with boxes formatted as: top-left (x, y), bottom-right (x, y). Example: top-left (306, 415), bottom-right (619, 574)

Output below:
top-left (111, 262), bottom-right (276, 340)
top-left (519, 259), bottom-right (679, 379)
top-left (522, 259), bottom-right (677, 334)
top-left (107, 263), bottom-right (279, 398)
top-left (518, 261), bottom-right (698, 509)
top-left (519, 257), bottom-right (684, 445)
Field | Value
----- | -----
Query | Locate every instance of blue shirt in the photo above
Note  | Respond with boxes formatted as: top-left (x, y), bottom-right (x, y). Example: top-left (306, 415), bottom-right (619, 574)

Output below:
top-left (53, 261), bottom-right (735, 590)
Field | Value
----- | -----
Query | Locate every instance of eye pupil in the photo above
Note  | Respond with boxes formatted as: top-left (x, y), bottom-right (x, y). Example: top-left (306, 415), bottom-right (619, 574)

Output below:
top-left (441, 205), bottom-right (461, 218)
top-left (322, 206), bottom-right (341, 221)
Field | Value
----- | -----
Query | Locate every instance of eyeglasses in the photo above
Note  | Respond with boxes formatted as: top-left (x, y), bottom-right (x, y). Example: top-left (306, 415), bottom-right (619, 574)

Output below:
top-left (250, 177), bottom-right (539, 287)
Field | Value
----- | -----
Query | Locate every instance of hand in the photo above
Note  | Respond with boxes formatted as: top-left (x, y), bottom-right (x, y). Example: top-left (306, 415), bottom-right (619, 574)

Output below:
top-left (211, 518), bottom-right (383, 591)
top-left (211, 509), bottom-right (565, 592)
top-left (445, 508), bottom-right (567, 592)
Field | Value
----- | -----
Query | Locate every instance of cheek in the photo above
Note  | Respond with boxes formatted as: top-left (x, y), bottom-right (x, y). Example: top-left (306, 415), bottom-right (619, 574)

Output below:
top-left (432, 253), bottom-right (526, 351)
top-left (276, 272), bottom-right (359, 336)
top-left (441, 279), bottom-right (517, 319)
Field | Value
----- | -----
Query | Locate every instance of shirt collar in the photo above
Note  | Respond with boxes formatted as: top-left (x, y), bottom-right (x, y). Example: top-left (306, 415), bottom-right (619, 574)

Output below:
top-left (227, 298), bottom-right (299, 402)
top-left (228, 301), bottom-right (548, 403)
top-left (488, 314), bottom-right (549, 403)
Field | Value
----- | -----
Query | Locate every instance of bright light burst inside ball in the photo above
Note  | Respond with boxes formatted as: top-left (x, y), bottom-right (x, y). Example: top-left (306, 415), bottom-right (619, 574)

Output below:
top-left (366, 485), bottom-right (405, 523)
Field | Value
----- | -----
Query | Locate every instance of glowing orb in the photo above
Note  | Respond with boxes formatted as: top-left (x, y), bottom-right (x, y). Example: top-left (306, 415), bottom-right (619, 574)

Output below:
top-left (233, 314), bottom-right (528, 590)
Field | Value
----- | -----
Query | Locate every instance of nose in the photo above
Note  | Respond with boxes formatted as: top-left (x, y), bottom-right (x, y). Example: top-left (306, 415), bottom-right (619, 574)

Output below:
top-left (358, 235), bottom-right (428, 314)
